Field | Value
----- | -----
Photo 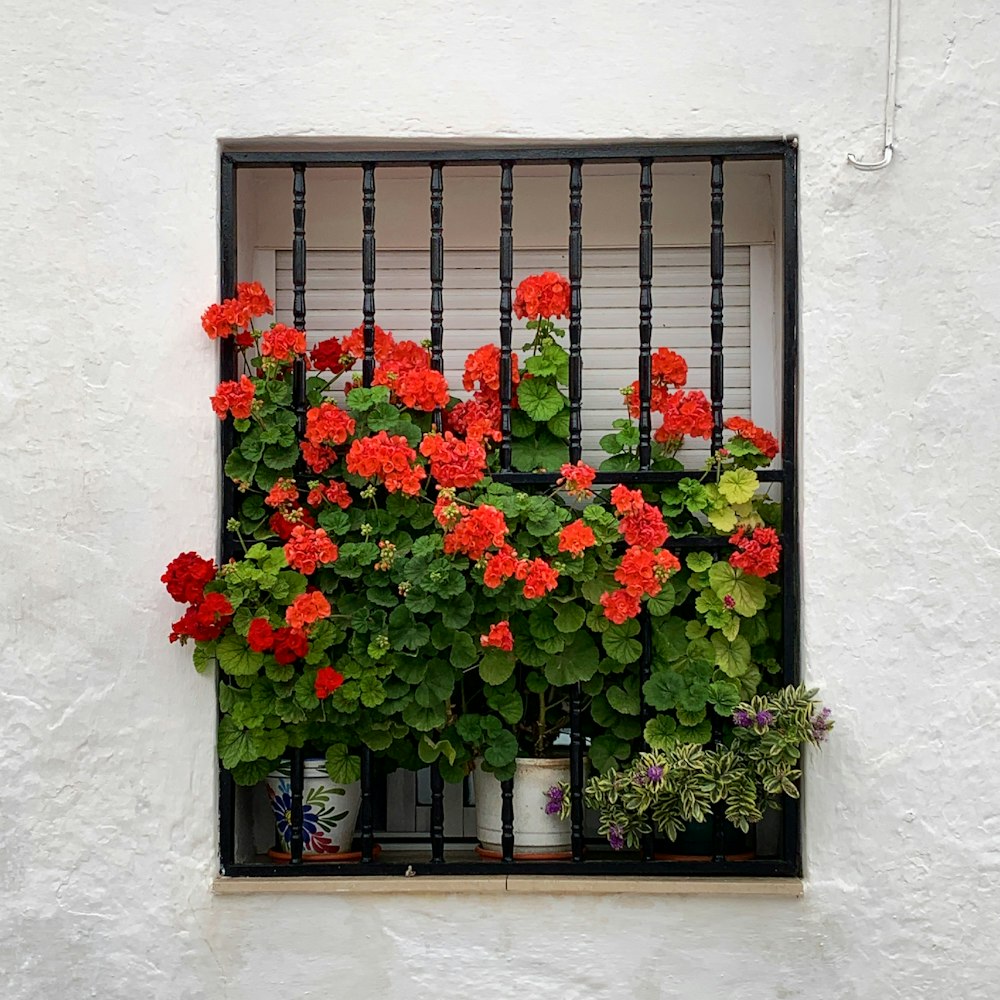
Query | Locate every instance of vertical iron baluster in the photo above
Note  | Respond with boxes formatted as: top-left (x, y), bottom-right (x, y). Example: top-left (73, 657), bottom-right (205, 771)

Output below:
top-left (500, 777), bottom-right (515, 862)
top-left (218, 155), bottom-right (238, 873)
top-left (362, 164), bottom-right (377, 388)
top-left (711, 714), bottom-right (727, 863)
top-left (289, 747), bottom-right (305, 865)
top-left (709, 158), bottom-right (725, 453)
top-left (430, 164), bottom-right (445, 433)
top-left (637, 160), bottom-right (654, 469)
top-left (360, 747), bottom-right (375, 862)
top-left (570, 687), bottom-right (585, 862)
top-left (568, 160), bottom-right (584, 464)
top-left (639, 608), bottom-right (655, 862)
top-left (292, 164), bottom-right (308, 440)
top-left (430, 763), bottom-right (445, 863)
top-left (781, 141), bottom-right (801, 874)
top-left (498, 162), bottom-right (514, 472)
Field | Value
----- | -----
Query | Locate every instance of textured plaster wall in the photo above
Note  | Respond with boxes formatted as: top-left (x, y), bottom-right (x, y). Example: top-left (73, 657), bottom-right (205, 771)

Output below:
top-left (2, 1), bottom-right (999, 997)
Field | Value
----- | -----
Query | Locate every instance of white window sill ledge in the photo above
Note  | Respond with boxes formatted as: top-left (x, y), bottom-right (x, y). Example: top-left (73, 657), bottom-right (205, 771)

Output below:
top-left (213, 875), bottom-right (802, 897)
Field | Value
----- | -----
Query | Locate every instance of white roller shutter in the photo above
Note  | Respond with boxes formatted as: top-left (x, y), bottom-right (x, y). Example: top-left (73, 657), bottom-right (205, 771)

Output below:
top-left (271, 247), bottom-right (753, 467)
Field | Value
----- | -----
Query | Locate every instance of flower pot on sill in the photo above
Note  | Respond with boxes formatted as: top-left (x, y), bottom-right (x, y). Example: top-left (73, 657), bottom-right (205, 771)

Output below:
top-left (473, 757), bottom-right (571, 860)
top-left (264, 758), bottom-right (361, 859)
top-left (654, 818), bottom-right (755, 862)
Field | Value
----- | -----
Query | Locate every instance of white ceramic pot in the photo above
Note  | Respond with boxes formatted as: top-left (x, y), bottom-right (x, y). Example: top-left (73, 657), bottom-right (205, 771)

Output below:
top-left (473, 757), bottom-right (571, 858)
top-left (265, 758), bottom-right (361, 856)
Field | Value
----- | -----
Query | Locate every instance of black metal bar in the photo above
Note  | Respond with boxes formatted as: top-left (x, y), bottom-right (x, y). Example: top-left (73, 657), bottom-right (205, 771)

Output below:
top-left (292, 164), bottom-right (308, 440)
top-left (498, 162), bottom-right (514, 472)
top-left (360, 746), bottom-right (375, 862)
top-left (568, 160), bottom-right (583, 465)
top-left (289, 747), bottom-right (305, 865)
top-left (570, 686), bottom-right (585, 862)
top-left (362, 164), bottom-right (376, 388)
top-left (638, 159), bottom-right (654, 469)
top-left (224, 140), bottom-right (792, 168)
top-left (500, 777), bottom-right (515, 862)
top-left (639, 608), bottom-right (655, 862)
top-left (429, 164), bottom-right (445, 432)
top-left (218, 766), bottom-right (235, 873)
top-left (223, 857), bottom-right (799, 878)
top-left (710, 716), bottom-right (727, 863)
top-left (709, 157), bottom-right (725, 453)
top-left (430, 763), bottom-right (445, 863)
top-left (490, 468), bottom-right (785, 486)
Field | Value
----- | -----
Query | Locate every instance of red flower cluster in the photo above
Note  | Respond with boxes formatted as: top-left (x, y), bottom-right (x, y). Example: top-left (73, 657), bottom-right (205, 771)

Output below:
top-left (599, 589), bottom-right (641, 625)
top-left (443, 504), bottom-right (509, 561)
top-left (266, 479), bottom-right (299, 508)
top-left (610, 484), bottom-right (645, 515)
top-left (201, 282), bottom-right (274, 340)
top-left (305, 402), bottom-right (356, 447)
top-left (614, 546), bottom-right (680, 598)
top-left (516, 558), bottom-right (560, 599)
top-left (261, 324), bottom-right (307, 362)
top-left (396, 368), bottom-right (450, 411)
top-left (269, 507), bottom-right (316, 541)
top-left (169, 592), bottom-right (233, 643)
top-left (445, 393), bottom-right (503, 443)
top-left (619, 502), bottom-right (669, 549)
top-left (300, 442), bottom-right (339, 474)
top-left (558, 461), bottom-right (597, 499)
top-left (346, 432), bottom-right (425, 495)
top-left (246, 618), bottom-right (276, 652)
top-left (463, 344), bottom-right (520, 394)
top-left (286, 591), bottom-right (332, 630)
top-left (162, 551), bottom-right (217, 604)
top-left (284, 525), bottom-right (339, 575)
top-left (482, 544), bottom-right (520, 589)
top-left (311, 336), bottom-right (350, 375)
top-left (419, 432), bottom-right (487, 489)
top-left (513, 272), bottom-right (571, 321)
top-left (653, 390), bottom-right (713, 446)
top-left (725, 416), bottom-right (779, 460)
top-left (729, 526), bottom-right (781, 578)
top-left (242, 618), bottom-right (312, 664)
top-left (342, 324), bottom-right (396, 362)
top-left (211, 375), bottom-right (256, 421)
top-left (307, 481), bottom-right (352, 509)
top-left (625, 347), bottom-right (690, 417)
top-left (480, 621), bottom-right (514, 651)
top-left (558, 520), bottom-right (596, 557)
top-left (315, 666), bottom-right (345, 699)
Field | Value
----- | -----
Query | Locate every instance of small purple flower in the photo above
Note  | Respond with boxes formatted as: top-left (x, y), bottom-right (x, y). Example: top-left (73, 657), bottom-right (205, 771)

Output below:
top-left (646, 764), bottom-right (664, 785)
top-left (811, 706), bottom-right (833, 742)
top-left (723, 594), bottom-right (736, 610)
top-left (733, 709), bottom-right (753, 727)
top-left (608, 824), bottom-right (625, 851)
top-left (544, 785), bottom-right (564, 815)
top-left (756, 710), bottom-right (775, 727)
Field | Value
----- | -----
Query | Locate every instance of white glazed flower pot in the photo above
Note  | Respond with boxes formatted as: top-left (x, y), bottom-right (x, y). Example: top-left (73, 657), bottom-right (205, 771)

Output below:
top-left (473, 757), bottom-right (571, 859)
top-left (265, 758), bottom-right (361, 857)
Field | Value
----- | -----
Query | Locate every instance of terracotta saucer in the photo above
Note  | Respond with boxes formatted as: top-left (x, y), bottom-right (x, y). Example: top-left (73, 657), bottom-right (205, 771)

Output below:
top-left (474, 844), bottom-right (574, 861)
top-left (267, 844), bottom-right (382, 863)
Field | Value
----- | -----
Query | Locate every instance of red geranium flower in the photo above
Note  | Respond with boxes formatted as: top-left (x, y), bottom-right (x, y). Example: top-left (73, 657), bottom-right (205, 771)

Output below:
top-left (272, 626), bottom-right (309, 664)
top-left (600, 589), bottom-right (641, 624)
top-left (261, 324), bottom-right (307, 362)
top-left (284, 525), bottom-right (339, 575)
top-left (269, 507), bottom-right (316, 541)
top-left (558, 461), bottom-right (597, 499)
top-left (619, 503), bottom-right (669, 549)
top-left (729, 526), bottom-right (781, 578)
top-left (341, 324), bottom-right (396, 362)
top-left (246, 617), bottom-right (276, 653)
top-left (480, 621), bottom-right (514, 651)
top-left (305, 402), bottom-right (356, 447)
top-left (653, 390), bottom-right (713, 446)
top-left (286, 591), bottom-right (332, 630)
top-left (443, 504), bottom-right (509, 561)
top-left (462, 344), bottom-right (520, 393)
top-left (311, 336), bottom-right (350, 374)
top-left (315, 666), bottom-right (345, 700)
top-left (346, 432), bottom-right (425, 495)
top-left (513, 272), bottom-right (571, 321)
top-left (169, 592), bottom-right (233, 644)
top-left (482, 544), bottom-right (520, 589)
top-left (307, 481), bottom-right (352, 510)
top-left (517, 558), bottom-right (560, 599)
top-left (300, 441), bottom-right (340, 474)
top-left (444, 392), bottom-right (504, 443)
top-left (236, 281), bottom-right (274, 319)
top-left (419, 432), bottom-right (487, 489)
top-left (211, 375), bottom-right (255, 421)
top-left (558, 520), bottom-right (596, 557)
top-left (725, 416), bottom-right (779, 460)
top-left (614, 546), bottom-right (680, 598)
top-left (265, 478), bottom-right (299, 508)
top-left (610, 484), bottom-right (645, 516)
top-left (162, 551), bottom-right (217, 604)
top-left (395, 368), bottom-right (450, 411)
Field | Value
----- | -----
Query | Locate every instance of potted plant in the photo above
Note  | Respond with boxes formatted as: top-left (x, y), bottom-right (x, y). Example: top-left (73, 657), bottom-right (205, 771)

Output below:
top-left (547, 684), bottom-right (833, 853)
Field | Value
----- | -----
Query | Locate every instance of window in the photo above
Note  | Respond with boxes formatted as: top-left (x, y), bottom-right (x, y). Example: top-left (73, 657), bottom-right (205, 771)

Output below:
top-left (219, 141), bottom-right (799, 878)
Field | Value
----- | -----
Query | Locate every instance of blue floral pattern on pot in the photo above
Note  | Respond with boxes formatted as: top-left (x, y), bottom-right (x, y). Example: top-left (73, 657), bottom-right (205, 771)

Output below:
top-left (265, 761), bottom-right (360, 855)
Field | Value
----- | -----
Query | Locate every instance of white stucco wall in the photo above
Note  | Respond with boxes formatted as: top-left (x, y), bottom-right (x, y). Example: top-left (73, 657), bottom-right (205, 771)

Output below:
top-left (2, 1), bottom-right (999, 997)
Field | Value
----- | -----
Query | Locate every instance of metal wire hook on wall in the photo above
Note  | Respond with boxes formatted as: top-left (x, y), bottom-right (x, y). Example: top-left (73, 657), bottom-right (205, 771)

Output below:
top-left (848, 0), bottom-right (900, 170)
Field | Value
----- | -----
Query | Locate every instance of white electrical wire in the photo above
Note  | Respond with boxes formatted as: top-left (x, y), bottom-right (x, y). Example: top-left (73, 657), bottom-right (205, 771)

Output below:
top-left (848, 0), bottom-right (900, 170)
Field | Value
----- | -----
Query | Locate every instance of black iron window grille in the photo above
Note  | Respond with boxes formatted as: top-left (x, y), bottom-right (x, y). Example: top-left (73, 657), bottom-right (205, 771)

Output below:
top-left (218, 140), bottom-right (799, 878)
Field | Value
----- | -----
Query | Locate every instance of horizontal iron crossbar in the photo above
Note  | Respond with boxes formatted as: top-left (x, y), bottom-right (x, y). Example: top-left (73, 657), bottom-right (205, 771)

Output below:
top-left (223, 139), bottom-right (794, 168)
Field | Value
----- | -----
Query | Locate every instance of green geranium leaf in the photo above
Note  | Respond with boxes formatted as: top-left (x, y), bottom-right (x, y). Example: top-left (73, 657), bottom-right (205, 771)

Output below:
top-left (441, 592), bottom-right (474, 630)
top-left (606, 677), bottom-right (641, 716)
top-left (483, 730), bottom-right (519, 770)
top-left (192, 643), bottom-right (216, 674)
top-left (602, 624), bottom-right (643, 664)
top-left (262, 441), bottom-right (300, 471)
top-left (450, 631), bottom-right (478, 669)
top-left (644, 715), bottom-right (678, 749)
top-left (547, 409), bottom-right (571, 438)
top-left (711, 633), bottom-right (751, 677)
top-left (388, 605), bottom-right (431, 651)
top-left (554, 602), bottom-right (586, 634)
top-left (418, 736), bottom-right (457, 766)
top-left (517, 379), bottom-right (566, 422)
top-left (479, 647), bottom-right (516, 685)
top-left (402, 701), bottom-right (447, 732)
top-left (544, 632), bottom-right (599, 686)
top-left (686, 552), bottom-right (714, 573)
top-left (707, 563), bottom-right (767, 617)
top-left (224, 450), bottom-right (257, 485)
top-left (485, 687), bottom-right (523, 725)
top-left (674, 720), bottom-right (713, 744)
top-left (706, 505), bottom-right (737, 532)
top-left (718, 469), bottom-right (760, 504)
top-left (346, 386), bottom-right (391, 412)
top-left (216, 634), bottom-right (264, 677)
top-left (645, 585), bottom-right (675, 616)
top-left (217, 717), bottom-right (257, 769)
top-left (589, 734), bottom-right (631, 774)
top-left (643, 669), bottom-right (682, 711)
top-left (325, 743), bottom-right (362, 784)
